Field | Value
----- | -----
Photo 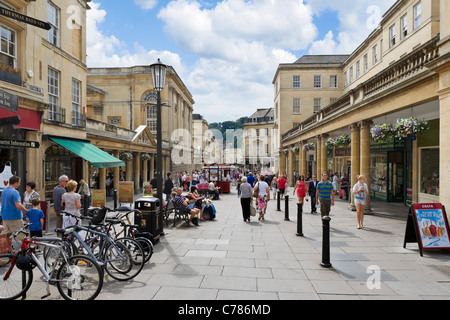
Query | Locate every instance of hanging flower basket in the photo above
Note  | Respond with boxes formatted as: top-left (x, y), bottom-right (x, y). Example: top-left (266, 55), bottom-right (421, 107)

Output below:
top-left (119, 152), bottom-right (133, 161)
top-left (283, 149), bottom-right (289, 154)
top-left (291, 146), bottom-right (299, 152)
top-left (370, 117), bottom-right (429, 143)
top-left (141, 153), bottom-right (151, 161)
top-left (334, 135), bottom-right (351, 148)
top-left (393, 117), bottom-right (429, 140)
top-left (370, 123), bottom-right (394, 143)
top-left (303, 142), bottom-right (315, 151)
top-left (325, 137), bottom-right (336, 148)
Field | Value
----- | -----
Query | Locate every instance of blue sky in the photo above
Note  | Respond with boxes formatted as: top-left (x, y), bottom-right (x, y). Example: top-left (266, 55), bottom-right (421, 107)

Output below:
top-left (87, 0), bottom-right (396, 124)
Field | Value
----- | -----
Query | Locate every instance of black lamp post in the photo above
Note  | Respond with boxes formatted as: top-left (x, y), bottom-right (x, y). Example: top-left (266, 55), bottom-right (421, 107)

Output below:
top-left (150, 58), bottom-right (167, 236)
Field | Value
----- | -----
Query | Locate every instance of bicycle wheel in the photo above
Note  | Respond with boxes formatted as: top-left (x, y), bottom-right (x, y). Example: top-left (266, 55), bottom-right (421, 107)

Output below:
top-left (135, 237), bottom-right (153, 263)
top-left (56, 255), bottom-right (103, 300)
top-left (103, 239), bottom-right (143, 281)
top-left (44, 241), bottom-right (75, 273)
top-left (0, 254), bottom-right (33, 300)
top-left (115, 237), bottom-right (145, 266)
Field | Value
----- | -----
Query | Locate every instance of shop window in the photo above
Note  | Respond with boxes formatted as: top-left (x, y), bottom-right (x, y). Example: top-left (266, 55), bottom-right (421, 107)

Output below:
top-left (370, 153), bottom-right (387, 200)
top-left (44, 145), bottom-right (72, 202)
top-left (420, 148), bottom-right (439, 196)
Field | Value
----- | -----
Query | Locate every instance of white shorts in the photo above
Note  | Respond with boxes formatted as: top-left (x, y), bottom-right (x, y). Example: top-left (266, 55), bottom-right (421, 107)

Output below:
top-left (355, 199), bottom-right (366, 206)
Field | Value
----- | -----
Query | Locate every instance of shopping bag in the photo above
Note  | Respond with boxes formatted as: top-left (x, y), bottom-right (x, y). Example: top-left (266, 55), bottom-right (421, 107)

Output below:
top-left (250, 204), bottom-right (256, 216)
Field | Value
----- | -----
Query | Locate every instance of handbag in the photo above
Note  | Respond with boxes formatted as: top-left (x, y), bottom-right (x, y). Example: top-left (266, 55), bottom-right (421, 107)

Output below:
top-left (250, 203), bottom-right (256, 216)
top-left (253, 182), bottom-right (259, 197)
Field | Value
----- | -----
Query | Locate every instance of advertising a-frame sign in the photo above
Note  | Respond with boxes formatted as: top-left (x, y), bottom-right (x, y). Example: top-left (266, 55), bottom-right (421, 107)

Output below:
top-left (404, 203), bottom-right (450, 256)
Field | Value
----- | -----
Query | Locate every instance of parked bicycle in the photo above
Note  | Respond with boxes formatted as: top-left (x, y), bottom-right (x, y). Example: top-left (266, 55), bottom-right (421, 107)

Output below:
top-left (56, 211), bottom-right (145, 281)
top-left (107, 209), bottom-right (154, 263)
top-left (0, 223), bottom-right (103, 300)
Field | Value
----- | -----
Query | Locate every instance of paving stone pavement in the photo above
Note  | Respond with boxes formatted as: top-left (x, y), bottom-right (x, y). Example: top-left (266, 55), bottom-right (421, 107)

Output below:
top-left (22, 190), bottom-right (450, 300)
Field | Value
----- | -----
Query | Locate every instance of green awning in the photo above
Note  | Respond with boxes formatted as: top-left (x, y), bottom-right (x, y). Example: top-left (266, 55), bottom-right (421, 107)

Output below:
top-left (50, 137), bottom-right (125, 169)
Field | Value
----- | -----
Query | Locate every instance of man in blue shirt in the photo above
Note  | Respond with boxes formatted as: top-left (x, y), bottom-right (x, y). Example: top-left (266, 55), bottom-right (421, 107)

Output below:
top-left (316, 172), bottom-right (334, 217)
top-left (247, 172), bottom-right (255, 187)
top-left (1, 176), bottom-right (28, 241)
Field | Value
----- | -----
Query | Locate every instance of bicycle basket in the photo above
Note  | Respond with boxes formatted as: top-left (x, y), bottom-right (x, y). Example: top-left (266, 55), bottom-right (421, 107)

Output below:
top-left (90, 207), bottom-right (107, 225)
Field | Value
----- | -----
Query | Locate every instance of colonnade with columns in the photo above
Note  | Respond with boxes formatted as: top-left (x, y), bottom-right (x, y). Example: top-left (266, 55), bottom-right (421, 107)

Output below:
top-left (95, 151), bottom-right (170, 194)
top-left (281, 120), bottom-right (372, 212)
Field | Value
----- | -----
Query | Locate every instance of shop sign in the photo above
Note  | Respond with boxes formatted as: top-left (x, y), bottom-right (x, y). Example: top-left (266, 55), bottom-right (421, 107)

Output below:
top-left (0, 138), bottom-right (40, 149)
top-left (0, 7), bottom-right (51, 30)
top-left (334, 147), bottom-right (351, 157)
top-left (404, 203), bottom-right (450, 256)
top-left (0, 89), bottom-right (18, 112)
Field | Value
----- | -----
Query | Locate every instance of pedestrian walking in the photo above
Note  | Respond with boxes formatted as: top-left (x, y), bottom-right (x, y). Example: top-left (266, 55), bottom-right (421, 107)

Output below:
top-left (23, 181), bottom-right (40, 210)
top-left (78, 179), bottom-right (91, 208)
top-left (293, 175), bottom-right (308, 207)
top-left (255, 175), bottom-right (269, 221)
top-left (53, 175), bottom-right (68, 229)
top-left (353, 174), bottom-right (368, 229)
top-left (271, 176), bottom-right (277, 199)
top-left (61, 180), bottom-right (81, 228)
top-left (316, 172), bottom-right (334, 217)
top-left (164, 172), bottom-right (174, 202)
top-left (0, 176), bottom-right (28, 242)
top-left (239, 176), bottom-right (253, 222)
top-left (277, 174), bottom-right (287, 199)
top-left (25, 198), bottom-right (45, 238)
top-left (340, 173), bottom-right (349, 200)
top-left (308, 174), bottom-right (319, 214)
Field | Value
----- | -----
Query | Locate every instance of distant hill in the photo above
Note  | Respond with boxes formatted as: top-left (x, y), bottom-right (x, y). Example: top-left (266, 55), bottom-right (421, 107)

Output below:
top-left (208, 116), bottom-right (248, 136)
top-left (208, 116), bottom-right (248, 147)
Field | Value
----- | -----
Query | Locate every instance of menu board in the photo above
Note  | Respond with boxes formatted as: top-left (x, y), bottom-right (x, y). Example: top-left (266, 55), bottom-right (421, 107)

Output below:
top-left (119, 181), bottom-right (134, 203)
top-left (404, 203), bottom-right (450, 256)
top-left (92, 189), bottom-right (106, 207)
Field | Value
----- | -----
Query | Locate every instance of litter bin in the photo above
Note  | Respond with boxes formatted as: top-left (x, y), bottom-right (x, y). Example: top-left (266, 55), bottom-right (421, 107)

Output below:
top-left (134, 197), bottom-right (162, 244)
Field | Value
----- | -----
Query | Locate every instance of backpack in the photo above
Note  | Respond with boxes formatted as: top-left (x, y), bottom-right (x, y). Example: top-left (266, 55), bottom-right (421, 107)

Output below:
top-left (210, 204), bottom-right (216, 220)
top-left (90, 207), bottom-right (107, 225)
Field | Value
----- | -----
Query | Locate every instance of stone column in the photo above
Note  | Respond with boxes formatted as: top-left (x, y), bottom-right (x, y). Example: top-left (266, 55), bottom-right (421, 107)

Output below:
top-left (360, 121), bottom-right (372, 212)
top-left (288, 147), bottom-right (294, 186)
top-left (350, 123), bottom-right (360, 210)
top-left (150, 154), bottom-right (155, 180)
top-left (99, 167), bottom-right (106, 190)
top-left (142, 157), bottom-right (148, 183)
top-left (126, 158), bottom-right (132, 182)
top-left (316, 138), bottom-right (322, 178)
top-left (279, 151), bottom-right (286, 176)
top-left (320, 135), bottom-right (328, 176)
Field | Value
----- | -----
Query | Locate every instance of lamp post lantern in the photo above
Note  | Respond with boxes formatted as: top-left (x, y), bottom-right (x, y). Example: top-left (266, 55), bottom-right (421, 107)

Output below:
top-left (150, 58), bottom-right (167, 236)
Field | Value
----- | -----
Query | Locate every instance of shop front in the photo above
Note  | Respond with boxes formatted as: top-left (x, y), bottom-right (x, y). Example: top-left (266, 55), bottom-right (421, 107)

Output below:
top-left (43, 136), bottom-right (125, 203)
top-left (370, 137), bottom-right (408, 203)
top-left (0, 106), bottom-right (41, 195)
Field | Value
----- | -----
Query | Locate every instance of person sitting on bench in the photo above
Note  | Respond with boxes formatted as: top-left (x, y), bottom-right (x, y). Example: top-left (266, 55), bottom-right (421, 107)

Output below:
top-left (173, 187), bottom-right (200, 226)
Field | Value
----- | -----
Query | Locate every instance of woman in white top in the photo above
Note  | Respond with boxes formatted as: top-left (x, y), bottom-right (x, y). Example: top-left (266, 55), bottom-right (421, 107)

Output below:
top-left (353, 175), bottom-right (368, 229)
top-left (254, 175), bottom-right (270, 221)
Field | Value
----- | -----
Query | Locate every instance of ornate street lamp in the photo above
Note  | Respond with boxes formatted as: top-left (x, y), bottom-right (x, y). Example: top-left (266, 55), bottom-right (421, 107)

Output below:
top-left (150, 58), bottom-right (167, 236)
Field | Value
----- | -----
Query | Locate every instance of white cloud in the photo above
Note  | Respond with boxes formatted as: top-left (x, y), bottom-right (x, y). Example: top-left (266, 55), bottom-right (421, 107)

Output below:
top-left (308, 0), bottom-right (396, 54)
top-left (134, 0), bottom-right (158, 10)
top-left (86, 2), bottom-right (184, 72)
top-left (156, 0), bottom-right (312, 121)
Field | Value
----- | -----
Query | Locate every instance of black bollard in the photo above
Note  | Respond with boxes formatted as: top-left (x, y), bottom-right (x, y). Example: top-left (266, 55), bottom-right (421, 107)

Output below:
top-left (321, 216), bottom-right (332, 268)
top-left (296, 202), bottom-right (303, 236)
top-left (113, 189), bottom-right (118, 210)
top-left (83, 196), bottom-right (89, 216)
top-left (284, 195), bottom-right (290, 221)
top-left (277, 191), bottom-right (281, 211)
